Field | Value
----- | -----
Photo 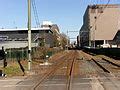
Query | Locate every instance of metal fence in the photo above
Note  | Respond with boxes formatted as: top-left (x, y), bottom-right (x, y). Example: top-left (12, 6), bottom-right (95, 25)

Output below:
top-left (5, 48), bottom-right (28, 61)
top-left (5, 47), bottom-right (62, 61)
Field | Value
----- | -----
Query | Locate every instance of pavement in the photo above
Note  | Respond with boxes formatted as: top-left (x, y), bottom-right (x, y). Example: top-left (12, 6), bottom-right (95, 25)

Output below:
top-left (0, 74), bottom-right (119, 90)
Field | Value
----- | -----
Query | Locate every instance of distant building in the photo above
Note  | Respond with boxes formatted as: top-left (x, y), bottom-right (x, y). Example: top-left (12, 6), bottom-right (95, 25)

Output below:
top-left (41, 21), bottom-right (60, 34)
top-left (0, 21), bottom-right (63, 49)
top-left (79, 4), bottom-right (120, 48)
top-left (77, 35), bottom-right (80, 47)
top-left (0, 27), bottom-right (54, 49)
top-left (41, 21), bottom-right (62, 47)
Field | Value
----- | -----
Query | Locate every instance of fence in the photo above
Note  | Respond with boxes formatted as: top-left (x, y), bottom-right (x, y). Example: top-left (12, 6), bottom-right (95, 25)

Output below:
top-left (83, 47), bottom-right (120, 59)
top-left (5, 47), bottom-right (62, 61)
top-left (6, 48), bottom-right (28, 61)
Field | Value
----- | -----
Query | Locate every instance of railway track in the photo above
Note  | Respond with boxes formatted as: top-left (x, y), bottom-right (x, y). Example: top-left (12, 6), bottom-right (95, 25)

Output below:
top-left (92, 57), bottom-right (120, 74)
top-left (102, 58), bottom-right (120, 67)
top-left (80, 51), bottom-right (120, 90)
top-left (91, 58), bottom-right (120, 90)
top-left (82, 50), bottom-right (120, 73)
top-left (66, 52), bottom-right (76, 90)
top-left (33, 51), bottom-right (77, 90)
top-left (14, 51), bottom-right (75, 90)
top-left (1, 50), bottom-right (119, 90)
top-left (92, 58), bottom-right (110, 73)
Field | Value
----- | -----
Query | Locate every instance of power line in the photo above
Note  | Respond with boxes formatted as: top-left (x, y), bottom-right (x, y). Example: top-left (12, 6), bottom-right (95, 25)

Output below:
top-left (90, 0), bottom-right (111, 47)
top-left (32, 0), bottom-right (40, 28)
top-left (91, 0), bottom-right (111, 29)
top-left (79, 0), bottom-right (111, 47)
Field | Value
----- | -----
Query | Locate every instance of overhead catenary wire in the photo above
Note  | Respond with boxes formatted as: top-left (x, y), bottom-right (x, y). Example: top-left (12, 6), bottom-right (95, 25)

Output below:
top-left (91, 0), bottom-right (111, 29)
top-left (79, 0), bottom-right (111, 47)
top-left (80, 0), bottom-right (111, 31)
top-left (32, 0), bottom-right (40, 28)
top-left (90, 0), bottom-right (111, 47)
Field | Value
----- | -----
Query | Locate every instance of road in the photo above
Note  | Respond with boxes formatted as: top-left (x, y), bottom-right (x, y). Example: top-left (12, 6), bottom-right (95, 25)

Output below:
top-left (0, 50), bottom-right (119, 90)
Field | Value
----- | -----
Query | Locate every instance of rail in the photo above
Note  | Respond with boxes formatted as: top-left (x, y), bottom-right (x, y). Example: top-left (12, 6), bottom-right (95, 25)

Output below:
top-left (92, 58), bottom-right (110, 73)
top-left (66, 57), bottom-right (75, 90)
top-left (33, 51), bottom-right (75, 90)
top-left (102, 58), bottom-right (120, 67)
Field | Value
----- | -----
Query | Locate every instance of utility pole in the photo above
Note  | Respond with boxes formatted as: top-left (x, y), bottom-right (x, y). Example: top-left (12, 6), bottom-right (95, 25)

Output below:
top-left (28, 0), bottom-right (32, 71)
top-left (93, 25), bottom-right (96, 48)
top-left (93, 16), bottom-right (97, 48)
top-left (89, 26), bottom-right (92, 47)
top-left (67, 30), bottom-right (79, 48)
top-left (67, 30), bottom-right (69, 51)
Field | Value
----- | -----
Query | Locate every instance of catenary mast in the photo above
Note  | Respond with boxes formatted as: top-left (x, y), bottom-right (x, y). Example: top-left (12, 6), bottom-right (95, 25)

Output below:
top-left (28, 0), bottom-right (32, 71)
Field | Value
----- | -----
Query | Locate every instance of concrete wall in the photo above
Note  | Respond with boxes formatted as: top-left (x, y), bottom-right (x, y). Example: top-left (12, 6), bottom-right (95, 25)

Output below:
top-left (79, 4), bottom-right (120, 47)
top-left (89, 5), bottom-right (120, 40)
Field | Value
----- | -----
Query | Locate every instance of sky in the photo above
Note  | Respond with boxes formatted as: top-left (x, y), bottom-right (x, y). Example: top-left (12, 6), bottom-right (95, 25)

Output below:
top-left (0, 0), bottom-right (120, 42)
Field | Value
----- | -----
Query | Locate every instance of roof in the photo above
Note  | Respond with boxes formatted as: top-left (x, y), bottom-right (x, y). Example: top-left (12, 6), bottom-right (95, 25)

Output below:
top-left (88, 4), bottom-right (120, 9)
top-left (0, 27), bottom-right (50, 31)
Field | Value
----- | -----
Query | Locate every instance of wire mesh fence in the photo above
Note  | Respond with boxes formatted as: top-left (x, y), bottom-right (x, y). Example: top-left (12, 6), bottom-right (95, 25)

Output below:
top-left (6, 48), bottom-right (28, 61)
top-left (5, 47), bottom-right (62, 61)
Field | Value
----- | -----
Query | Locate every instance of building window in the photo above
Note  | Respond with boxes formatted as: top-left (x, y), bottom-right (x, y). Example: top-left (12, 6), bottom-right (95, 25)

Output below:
top-left (0, 36), bottom-right (8, 41)
top-left (91, 9), bottom-right (96, 13)
top-left (91, 5), bottom-right (98, 13)
top-left (98, 7), bottom-right (103, 13)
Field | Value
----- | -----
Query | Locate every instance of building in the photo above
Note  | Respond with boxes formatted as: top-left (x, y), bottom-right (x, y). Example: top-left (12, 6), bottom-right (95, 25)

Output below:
top-left (0, 27), bottom-right (54, 49)
top-left (79, 4), bottom-right (120, 48)
top-left (77, 35), bottom-right (80, 47)
top-left (41, 21), bottom-right (62, 47)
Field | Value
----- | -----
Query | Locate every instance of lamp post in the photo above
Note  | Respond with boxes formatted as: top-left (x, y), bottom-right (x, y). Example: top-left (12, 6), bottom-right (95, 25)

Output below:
top-left (28, 0), bottom-right (32, 71)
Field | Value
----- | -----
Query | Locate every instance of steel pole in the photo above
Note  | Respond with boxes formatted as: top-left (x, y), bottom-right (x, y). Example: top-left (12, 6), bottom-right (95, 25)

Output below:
top-left (28, 0), bottom-right (32, 71)
top-left (67, 30), bottom-right (69, 51)
top-left (89, 27), bottom-right (91, 47)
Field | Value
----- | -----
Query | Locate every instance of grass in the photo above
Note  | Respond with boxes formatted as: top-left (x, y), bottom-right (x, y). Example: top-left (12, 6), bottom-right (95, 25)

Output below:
top-left (2, 60), bottom-right (41, 77)
top-left (4, 66), bottom-right (22, 76)
top-left (3, 60), bottom-right (28, 77)
top-left (2, 47), bottom-right (61, 77)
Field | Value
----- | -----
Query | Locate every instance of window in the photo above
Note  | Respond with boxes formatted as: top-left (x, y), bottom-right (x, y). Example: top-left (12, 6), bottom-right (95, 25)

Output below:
top-left (91, 9), bottom-right (96, 13)
top-left (0, 36), bottom-right (8, 41)
top-left (98, 7), bottom-right (103, 13)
